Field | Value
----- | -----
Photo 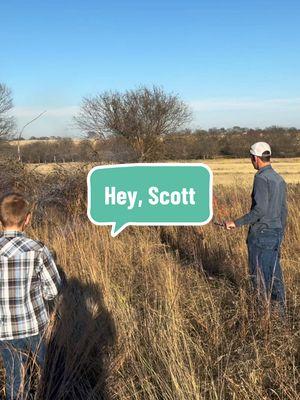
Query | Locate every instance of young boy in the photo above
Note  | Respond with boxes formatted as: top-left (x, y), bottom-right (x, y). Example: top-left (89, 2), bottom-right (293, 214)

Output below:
top-left (0, 192), bottom-right (61, 400)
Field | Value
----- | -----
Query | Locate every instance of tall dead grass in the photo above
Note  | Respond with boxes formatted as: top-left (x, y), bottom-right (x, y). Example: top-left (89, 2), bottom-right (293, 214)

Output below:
top-left (38, 192), bottom-right (300, 399)
top-left (0, 162), bottom-right (299, 399)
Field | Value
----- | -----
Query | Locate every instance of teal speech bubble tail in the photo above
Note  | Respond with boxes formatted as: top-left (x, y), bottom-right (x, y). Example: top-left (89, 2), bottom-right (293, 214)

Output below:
top-left (111, 221), bottom-right (128, 237)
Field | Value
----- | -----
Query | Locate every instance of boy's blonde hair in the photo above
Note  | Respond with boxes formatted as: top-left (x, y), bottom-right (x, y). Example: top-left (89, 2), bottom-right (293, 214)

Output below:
top-left (0, 192), bottom-right (31, 228)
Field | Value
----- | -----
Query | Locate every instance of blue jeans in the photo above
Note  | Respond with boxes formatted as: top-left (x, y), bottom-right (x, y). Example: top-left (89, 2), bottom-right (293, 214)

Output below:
top-left (0, 333), bottom-right (46, 400)
top-left (247, 227), bottom-right (286, 313)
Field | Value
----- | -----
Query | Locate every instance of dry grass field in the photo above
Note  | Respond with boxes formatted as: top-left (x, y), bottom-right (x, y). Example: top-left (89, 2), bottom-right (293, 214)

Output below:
top-left (203, 158), bottom-right (300, 185)
top-left (27, 158), bottom-right (300, 186)
top-left (0, 159), bottom-right (299, 400)
top-left (9, 139), bottom-right (83, 146)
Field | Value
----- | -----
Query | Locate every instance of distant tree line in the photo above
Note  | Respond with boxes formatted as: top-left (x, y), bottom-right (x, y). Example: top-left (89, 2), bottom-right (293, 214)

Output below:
top-left (1, 83), bottom-right (299, 162)
top-left (1, 127), bottom-right (299, 163)
top-left (164, 126), bottom-right (300, 159)
top-left (72, 86), bottom-right (300, 161)
top-left (21, 136), bottom-right (71, 141)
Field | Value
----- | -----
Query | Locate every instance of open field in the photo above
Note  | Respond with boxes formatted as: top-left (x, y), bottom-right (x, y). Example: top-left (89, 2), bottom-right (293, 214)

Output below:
top-left (203, 158), bottom-right (300, 185)
top-left (26, 157), bottom-right (300, 185)
top-left (0, 160), bottom-right (299, 399)
top-left (8, 139), bottom-right (83, 146)
top-left (34, 185), bottom-right (300, 400)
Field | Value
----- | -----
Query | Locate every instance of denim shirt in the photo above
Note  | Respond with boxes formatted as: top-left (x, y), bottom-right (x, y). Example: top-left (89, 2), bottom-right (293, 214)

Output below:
top-left (234, 165), bottom-right (287, 235)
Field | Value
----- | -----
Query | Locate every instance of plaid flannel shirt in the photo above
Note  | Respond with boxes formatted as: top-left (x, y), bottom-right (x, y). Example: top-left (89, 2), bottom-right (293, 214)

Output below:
top-left (0, 231), bottom-right (61, 340)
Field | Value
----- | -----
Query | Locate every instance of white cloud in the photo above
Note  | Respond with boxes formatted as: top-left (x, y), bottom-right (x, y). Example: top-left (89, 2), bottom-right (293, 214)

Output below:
top-left (10, 106), bottom-right (80, 138)
top-left (12, 105), bottom-right (79, 118)
top-left (188, 97), bottom-right (300, 128)
top-left (189, 97), bottom-right (300, 111)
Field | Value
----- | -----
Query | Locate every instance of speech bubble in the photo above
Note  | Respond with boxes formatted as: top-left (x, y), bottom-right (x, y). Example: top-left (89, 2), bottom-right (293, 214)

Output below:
top-left (87, 163), bottom-right (213, 237)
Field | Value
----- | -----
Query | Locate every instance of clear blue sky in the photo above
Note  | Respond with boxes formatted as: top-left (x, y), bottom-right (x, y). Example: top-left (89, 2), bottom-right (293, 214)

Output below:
top-left (1, 0), bottom-right (300, 137)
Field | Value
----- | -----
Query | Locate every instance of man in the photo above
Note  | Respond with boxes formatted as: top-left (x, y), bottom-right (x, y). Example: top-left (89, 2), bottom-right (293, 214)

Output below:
top-left (0, 192), bottom-right (61, 399)
top-left (225, 142), bottom-right (287, 314)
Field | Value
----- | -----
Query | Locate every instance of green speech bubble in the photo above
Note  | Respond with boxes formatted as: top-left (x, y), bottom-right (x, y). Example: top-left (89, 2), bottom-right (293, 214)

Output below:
top-left (87, 163), bottom-right (213, 237)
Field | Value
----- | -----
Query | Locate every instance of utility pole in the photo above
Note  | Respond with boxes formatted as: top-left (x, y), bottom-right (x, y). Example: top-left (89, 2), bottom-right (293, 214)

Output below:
top-left (17, 110), bottom-right (47, 161)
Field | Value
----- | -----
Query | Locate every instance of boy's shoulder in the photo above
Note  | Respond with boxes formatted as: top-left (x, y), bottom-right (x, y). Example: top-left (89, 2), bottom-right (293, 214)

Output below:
top-left (0, 233), bottom-right (49, 257)
top-left (22, 235), bottom-right (47, 252)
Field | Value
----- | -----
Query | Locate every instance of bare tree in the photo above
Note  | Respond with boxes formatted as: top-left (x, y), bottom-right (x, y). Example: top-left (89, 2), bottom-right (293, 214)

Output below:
top-left (74, 86), bottom-right (192, 161)
top-left (0, 83), bottom-right (16, 138)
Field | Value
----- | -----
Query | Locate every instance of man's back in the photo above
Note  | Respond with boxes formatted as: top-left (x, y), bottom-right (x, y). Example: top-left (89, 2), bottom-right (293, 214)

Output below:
top-left (0, 230), bottom-right (61, 340)
top-left (235, 165), bottom-right (287, 234)
top-left (250, 165), bottom-right (287, 232)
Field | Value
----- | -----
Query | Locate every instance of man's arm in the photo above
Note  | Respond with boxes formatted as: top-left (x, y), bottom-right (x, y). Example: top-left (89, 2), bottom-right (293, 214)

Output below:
top-left (234, 176), bottom-right (269, 227)
top-left (39, 246), bottom-right (62, 301)
top-left (280, 182), bottom-right (288, 231)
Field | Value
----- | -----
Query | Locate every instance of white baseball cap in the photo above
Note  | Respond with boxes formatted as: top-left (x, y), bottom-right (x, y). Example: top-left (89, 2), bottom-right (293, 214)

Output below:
top-left (250, 142), bottom-right (271, 156)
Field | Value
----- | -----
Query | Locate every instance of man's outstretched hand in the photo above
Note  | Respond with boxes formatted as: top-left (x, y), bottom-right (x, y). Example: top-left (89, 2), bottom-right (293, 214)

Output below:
top-left (225, 221), bottom-right (236, 230)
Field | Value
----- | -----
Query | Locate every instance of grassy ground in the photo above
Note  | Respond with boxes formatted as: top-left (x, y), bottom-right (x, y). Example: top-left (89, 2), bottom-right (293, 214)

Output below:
top-left (27, 158), bottom-right (300, 185)
top-left (0, 160), bottom-right (299, 399)
top-left (35, 184), bottom-right (299, 400)
top-left (202, 158), bottom-right (300, 185)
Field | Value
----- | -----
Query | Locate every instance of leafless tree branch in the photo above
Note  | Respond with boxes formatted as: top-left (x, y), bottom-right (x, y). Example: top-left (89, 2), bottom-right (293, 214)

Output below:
top-left (74, 86), bottom-right (192, 161)
top-left (0, 83), bottom-right (16, 139)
